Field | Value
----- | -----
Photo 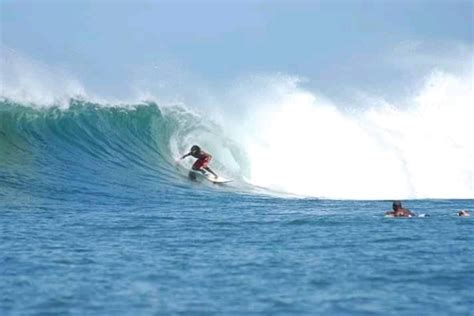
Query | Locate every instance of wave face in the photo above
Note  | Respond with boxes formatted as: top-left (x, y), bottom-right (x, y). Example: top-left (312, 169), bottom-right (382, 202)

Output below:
top-left (0, 99), bottom-right (249, 207)
top-left (1, 69), bottom-right (473, 200)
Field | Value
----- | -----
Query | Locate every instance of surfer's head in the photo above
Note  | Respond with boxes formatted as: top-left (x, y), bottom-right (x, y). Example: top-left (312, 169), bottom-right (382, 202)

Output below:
top-left (190, 145), bottom-right (201, 154)
top-left (392, 201), bottom-right (402, 211)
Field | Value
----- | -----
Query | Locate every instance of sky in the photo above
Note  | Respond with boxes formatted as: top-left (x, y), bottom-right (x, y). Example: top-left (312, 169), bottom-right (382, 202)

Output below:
top-left (1, 0), bottom-right (473, 101)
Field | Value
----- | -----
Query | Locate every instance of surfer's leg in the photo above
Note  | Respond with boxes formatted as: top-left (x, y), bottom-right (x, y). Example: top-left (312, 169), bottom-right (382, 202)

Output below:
top-left (204, 167), bottom-right (218, 178)
top-left (193, 157), bottom-right (216, 178)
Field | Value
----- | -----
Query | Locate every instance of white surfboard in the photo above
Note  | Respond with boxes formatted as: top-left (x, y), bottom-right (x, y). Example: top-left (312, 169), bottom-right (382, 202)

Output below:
top-left (189, 170), bottom-right (233, 184)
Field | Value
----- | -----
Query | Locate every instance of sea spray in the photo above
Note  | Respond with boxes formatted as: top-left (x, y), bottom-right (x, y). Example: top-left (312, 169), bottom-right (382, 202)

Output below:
top-left (1, 52), bottom-right (473, 199)
top-left (221, 71), bottom-right (474, 199)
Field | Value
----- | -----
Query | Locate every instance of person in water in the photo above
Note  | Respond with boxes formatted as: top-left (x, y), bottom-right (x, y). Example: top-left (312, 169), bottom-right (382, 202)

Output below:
top-left (458, 210), bottom-right (470, 217)
top-left (180, 145), bottom-right (218, 178)
top-left (385, 201), bottom-right (416, 217)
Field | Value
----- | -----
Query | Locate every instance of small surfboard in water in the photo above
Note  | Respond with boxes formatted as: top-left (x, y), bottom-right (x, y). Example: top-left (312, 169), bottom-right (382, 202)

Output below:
top-left (188, 170), bottom-right (233, 184)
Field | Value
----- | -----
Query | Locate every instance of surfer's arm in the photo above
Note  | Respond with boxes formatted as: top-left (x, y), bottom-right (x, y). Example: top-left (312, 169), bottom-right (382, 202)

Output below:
top-left (180, 152), bottom-right (191, 159)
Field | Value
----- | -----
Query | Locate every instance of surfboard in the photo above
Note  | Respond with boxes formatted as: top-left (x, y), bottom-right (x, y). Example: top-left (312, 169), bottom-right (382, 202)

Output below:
top-left (188, 170), bottom-right (233, 184)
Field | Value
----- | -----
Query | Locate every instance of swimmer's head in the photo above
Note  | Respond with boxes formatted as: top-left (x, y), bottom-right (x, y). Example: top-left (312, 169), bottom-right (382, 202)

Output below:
top-left (392, 201), bottom-right (402, 211)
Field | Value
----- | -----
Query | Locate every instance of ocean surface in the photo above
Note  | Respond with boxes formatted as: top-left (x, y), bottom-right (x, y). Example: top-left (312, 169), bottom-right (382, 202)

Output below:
top-left (1, 99), bottom-right (473, 315)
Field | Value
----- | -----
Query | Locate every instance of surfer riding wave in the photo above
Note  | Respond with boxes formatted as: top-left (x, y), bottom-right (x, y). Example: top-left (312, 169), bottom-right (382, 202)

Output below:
top-left (179, 145), bottom-right (218, 179)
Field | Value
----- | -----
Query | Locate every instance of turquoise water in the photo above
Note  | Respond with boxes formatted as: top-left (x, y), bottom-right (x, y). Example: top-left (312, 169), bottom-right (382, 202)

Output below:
top-left (1, 100), bottom-right (473, 315)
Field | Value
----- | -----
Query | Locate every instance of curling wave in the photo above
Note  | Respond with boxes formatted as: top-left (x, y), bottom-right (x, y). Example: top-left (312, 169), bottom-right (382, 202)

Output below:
top-left (1, 69), bottom-right (473, 201)
top-left (0, 99), bottom-right (250, 205)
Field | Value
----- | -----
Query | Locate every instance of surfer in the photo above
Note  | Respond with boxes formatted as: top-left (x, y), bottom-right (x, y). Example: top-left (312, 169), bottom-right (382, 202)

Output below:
top-left (458, 210), bottom-right (470, 217)
top-left (385, 201), bottom-right (415, 217)
top-left (179, 145), bottom-right (218, 178)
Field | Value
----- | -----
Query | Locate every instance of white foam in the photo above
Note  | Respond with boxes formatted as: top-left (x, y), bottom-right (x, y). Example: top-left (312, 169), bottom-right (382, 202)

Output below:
top-left (2, 48), bottom-right (473, 199)
top-left (0, 49), bottom-right (87, 107)
top-left (227, 70), bottom-right (474, 199)
top-left (0, 49), bottom-right (146, 108)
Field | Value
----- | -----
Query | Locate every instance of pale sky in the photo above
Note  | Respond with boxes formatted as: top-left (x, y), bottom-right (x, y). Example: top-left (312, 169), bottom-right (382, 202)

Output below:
top-left (1, 0), bottom-right (473, 100)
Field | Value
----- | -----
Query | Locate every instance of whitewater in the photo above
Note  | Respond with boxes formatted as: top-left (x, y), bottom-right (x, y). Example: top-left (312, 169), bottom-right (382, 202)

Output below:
top-left (1, 60), bottom-right (474, 314)
top-left (1, 66), bottom-right (473, 200)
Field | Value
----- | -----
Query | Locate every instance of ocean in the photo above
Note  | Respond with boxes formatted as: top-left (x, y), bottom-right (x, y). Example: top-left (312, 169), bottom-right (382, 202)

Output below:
top-left (1, 99), bottom-right (473, 315)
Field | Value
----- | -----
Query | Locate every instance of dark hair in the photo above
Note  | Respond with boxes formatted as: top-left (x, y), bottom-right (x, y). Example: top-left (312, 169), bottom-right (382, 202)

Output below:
top-left (191, 145), bottom-right (200, 153)
top-left (392, 201), bottom-right (402, 210)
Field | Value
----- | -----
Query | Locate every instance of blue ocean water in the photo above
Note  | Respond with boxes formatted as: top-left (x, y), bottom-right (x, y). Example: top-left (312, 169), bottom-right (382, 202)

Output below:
top-left (1, 100), bottom-right (473, 315)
